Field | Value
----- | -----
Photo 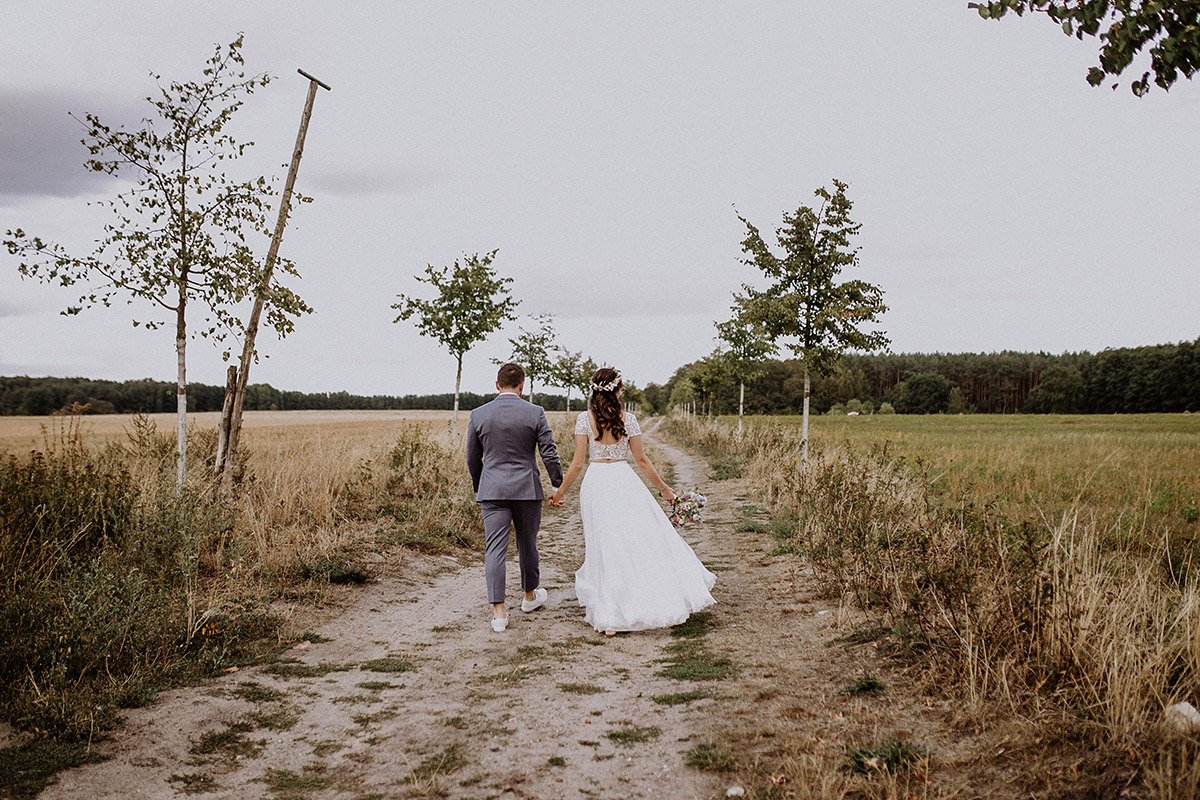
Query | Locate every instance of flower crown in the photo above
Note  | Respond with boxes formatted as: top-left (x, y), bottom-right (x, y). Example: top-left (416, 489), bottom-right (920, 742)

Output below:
top-left (590, 371), bottom-right (622, 393)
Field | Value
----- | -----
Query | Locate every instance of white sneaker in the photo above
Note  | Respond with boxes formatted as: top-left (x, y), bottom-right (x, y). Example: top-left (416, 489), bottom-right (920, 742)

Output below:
top-left (491, 616), bottom-right (508, 632)
top-left (521, 587), bottom-right (548, 613)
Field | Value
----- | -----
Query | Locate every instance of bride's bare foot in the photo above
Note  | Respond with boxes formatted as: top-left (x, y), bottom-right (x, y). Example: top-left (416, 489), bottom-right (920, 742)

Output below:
top-left (604, 630), bottom-right (617, 637)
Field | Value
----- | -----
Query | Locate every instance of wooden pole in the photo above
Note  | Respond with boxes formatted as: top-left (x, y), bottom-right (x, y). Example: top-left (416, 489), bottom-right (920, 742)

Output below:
top-left (223, 69), bottom-right (330, 490)
top-left (213, 364), bottom-right (237, 479)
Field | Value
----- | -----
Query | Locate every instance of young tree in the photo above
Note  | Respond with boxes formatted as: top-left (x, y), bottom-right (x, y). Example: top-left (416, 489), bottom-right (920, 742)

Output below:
top-left (716, 297), bottom-right (778, 436)
top-left (689, 350), bottom-right (732, 417)
top-left (549, 349), bottom-right (588, 412)
top-left (621, 381), bottom-right (646, 413)
top-left (497, 313), bottom-right (557, 405)
top-left (573, 355), bottom-right (600, 407)
top-left (669, 376), bottom-right (696, 416)
top-left (392, 250), bottom-right (518, 444)
top-left (969, 1), bottom-right (1200, 95)
top-left (4, 36), bottom-right (308, 490)
top-left (737, 179), bottom-right (889, 469)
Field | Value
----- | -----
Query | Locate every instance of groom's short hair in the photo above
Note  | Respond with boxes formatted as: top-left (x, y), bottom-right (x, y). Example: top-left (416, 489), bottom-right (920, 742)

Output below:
top-left (497, 363), bottom-right (525, 389)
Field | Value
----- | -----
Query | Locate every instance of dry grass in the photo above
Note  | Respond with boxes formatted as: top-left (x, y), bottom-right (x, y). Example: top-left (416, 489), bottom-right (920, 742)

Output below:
top-left (0, 409), bottom-right (458, 454)
top-left (667, 412), bottom-right (1200, 796)
top-left (2, 409), bottom-right (480, 582)
top-left (0, 408), bottom-right (483, 753)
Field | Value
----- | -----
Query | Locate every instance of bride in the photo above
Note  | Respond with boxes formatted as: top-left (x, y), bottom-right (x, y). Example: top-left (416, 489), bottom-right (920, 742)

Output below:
top-left (549, 367), bottom-right (715, 635)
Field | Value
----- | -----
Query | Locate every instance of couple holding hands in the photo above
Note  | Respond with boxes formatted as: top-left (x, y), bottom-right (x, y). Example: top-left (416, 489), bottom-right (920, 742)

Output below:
top-left (466, 363), bottom-right (715, 635)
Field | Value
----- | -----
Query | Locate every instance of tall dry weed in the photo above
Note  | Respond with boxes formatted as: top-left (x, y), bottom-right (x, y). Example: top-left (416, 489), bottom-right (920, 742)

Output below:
top-left (666, 414), bottom-right (1200, 794)
top-left (0, 412), bottom-right (481, 745)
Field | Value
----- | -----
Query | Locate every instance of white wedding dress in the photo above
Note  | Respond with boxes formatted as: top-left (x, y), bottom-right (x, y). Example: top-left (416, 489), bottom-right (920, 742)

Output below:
top-left (573, 410), bottom-right (716, 632)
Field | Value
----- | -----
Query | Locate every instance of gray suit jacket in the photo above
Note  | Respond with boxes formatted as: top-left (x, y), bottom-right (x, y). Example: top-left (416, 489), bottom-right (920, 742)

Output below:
top-left (466, 392), bottom-right (563, 501)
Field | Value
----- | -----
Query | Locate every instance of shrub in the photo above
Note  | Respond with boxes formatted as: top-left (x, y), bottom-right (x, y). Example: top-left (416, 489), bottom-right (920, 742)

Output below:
top-left (877, 401), bottom-right (895, 414)
top-left (0, 426), bottom-right (265, 741)
top-left (346, 425), bottom-right (482, 554)
top-left (845, 738), bottom-right (925, 773)
top-left (892, 372), bottom-right (952, 414)
top-left (1023, 365), bottom-right (1084, 414)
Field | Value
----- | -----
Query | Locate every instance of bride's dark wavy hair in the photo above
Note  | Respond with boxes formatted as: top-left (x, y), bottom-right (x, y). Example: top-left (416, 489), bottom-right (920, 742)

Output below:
top-left (588, 367), bottom-right (626, 440)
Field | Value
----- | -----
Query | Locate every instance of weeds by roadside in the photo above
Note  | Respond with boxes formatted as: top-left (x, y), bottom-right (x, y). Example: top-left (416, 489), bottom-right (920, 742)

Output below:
top-left (664, 412), bottom-right (1200, 795)
top-left (0, 412), bottom-right (481, 797)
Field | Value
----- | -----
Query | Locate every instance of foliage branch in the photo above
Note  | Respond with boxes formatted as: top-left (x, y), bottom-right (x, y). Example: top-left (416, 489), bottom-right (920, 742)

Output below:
top-left (968, 0), bottom-right (1200, 95)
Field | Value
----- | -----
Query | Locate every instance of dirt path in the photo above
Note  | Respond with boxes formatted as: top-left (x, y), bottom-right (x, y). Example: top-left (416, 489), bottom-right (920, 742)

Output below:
top-left (39, 424), bottom-right (987, 800)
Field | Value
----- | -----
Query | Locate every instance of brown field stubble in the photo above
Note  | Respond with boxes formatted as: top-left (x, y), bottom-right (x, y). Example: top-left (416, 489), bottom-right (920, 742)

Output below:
top-left (667, 412), bottom-right (1200, 797)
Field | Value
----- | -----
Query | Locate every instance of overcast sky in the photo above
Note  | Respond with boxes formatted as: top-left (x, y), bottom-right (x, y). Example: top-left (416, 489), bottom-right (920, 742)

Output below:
top-left (2, 2), bottom-right (1197, 397)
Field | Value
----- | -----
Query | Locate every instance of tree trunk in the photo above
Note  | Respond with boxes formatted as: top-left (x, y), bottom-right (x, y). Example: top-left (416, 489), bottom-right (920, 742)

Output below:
top-left (213, 365), bottom-right (237, 479)
top-left (738, 380), bottom-right (745, 438)
top-left (453, 354), bottom-right (463, 446)
top-left (175, 298), bottom-right (188, 493)
top-left (801, 365), bottom-right (811, 472)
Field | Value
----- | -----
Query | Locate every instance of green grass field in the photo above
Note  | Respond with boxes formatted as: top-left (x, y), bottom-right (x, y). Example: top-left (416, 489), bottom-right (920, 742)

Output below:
top-left (745, 413), bottom-right (1200, 531)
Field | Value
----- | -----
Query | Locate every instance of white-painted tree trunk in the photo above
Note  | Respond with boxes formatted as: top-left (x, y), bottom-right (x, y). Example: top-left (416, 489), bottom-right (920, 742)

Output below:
top-left (801, 366), bottom-right (810, 472)
top-left (175, 305), bottom-right (188, 492)
top-left (738, 380), bottom-right (745, 438)
top-left (453, 354), bottom-right (463, 446)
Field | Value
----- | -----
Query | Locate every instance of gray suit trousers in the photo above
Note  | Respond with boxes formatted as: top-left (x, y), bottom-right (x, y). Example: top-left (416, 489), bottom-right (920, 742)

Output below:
top-left (481, 500), bottom-right (542, 604)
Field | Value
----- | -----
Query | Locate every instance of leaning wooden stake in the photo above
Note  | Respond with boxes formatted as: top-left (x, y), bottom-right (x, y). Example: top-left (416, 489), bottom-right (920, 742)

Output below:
top-left (222, 69), bottom-right (331, 491)
top-left (213, 365), bottom-right (238, 479)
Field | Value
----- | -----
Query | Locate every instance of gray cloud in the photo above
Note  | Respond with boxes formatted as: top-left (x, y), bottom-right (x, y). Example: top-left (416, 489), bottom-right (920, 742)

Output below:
top-left (305, 164), bottom-right (449, 198)
top-left (0, 89), bottom-right (132, 200)
top-left (0, 299), bottom-right (34, 318)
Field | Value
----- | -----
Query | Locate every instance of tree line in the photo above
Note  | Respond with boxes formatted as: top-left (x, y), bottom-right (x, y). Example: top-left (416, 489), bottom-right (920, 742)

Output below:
top-left (0, 376), bottom-right (583, 417)
top-left (648, 338), bottom-right (1200, 416)
top-left (5, 338), bottom-right (1196, 419)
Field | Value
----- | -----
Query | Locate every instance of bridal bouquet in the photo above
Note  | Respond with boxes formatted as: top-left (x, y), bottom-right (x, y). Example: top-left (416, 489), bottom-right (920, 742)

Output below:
top-left (669, 489), bottom-right (707, 527)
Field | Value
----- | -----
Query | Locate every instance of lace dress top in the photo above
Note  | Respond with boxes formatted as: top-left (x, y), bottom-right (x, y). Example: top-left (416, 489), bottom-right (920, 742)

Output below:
top-left (575, 411), bottom-right (641, 460)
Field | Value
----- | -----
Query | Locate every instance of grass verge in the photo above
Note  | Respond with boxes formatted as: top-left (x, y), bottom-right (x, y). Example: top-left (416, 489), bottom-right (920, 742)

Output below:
top-left (0, 413), bottom-right (481, 792)
top-left (664, 412), bottom-right (1200, 794)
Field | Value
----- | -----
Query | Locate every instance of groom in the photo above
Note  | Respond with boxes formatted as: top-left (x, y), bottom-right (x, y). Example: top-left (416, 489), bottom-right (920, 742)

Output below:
top-left (466, 362), bottom-right (563, 632)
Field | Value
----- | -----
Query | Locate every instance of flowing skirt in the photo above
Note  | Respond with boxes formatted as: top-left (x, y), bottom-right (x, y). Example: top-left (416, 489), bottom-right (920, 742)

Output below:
top-left (575, 461), bottom-right (716, 632)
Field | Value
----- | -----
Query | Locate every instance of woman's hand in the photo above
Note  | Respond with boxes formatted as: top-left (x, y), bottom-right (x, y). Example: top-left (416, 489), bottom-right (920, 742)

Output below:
top-left (660, 487), bottom-right (676, 504)
top-left (548, 487), bottom-right (565, 507)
